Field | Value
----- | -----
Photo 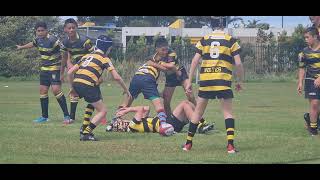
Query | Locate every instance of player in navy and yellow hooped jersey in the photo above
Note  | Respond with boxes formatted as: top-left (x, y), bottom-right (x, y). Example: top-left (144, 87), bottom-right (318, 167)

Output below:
top-left (118, 37), bottom-right (181, 136)
top-left (183, 17), bottom-right (244, 153)
top-left (112, 100), bottom-right (214, 134)
top-left (157, 38), bottom-right (197, 118)
top-left (16, 21), bottom-right (70, 124)
top-left (297, 27), bottom-right (320, 136)
top-left (68, 35), bottom-right (131, 141)
top-left (61, 18), bottom-right (95, 123)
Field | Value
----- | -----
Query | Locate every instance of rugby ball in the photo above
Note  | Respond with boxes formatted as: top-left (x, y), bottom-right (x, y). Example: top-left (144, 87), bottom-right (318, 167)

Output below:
top-left (159, 123), bottom-right (174, 136)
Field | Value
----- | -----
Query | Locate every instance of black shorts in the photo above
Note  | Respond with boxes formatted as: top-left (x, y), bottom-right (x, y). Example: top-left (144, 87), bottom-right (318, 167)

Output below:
top-left (73, 82), bottom-right (102, 103)
top-left (165, 67), bottom-right (188, 87)
top-left (40, 70), bottom-right (61, 87)
top-left (305, 79), bottom-right (320, 99)
top-left (129, 75), bottom-right (160, 100)
top-left (166, 114), bottom-right (187, 132)
top-left (198, 89), bottom-right (234, 99)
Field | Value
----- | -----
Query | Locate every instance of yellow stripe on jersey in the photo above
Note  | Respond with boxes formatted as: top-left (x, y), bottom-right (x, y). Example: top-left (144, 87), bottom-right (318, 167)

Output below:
top-left (201, 60), bottom-right (233, 71)
top-left (231, 42), bottom-right (241, 53)
top-left (311, 62), bottom-right (320, 68)
top-left (200, 73), bottom-right (232, 81)
top-left (305, 53), bottom-right (320, 59)
top-left (41, 66), bottom-right (60, 71)
top-left (199, 86), bottom-right (231, 91)
top-left (73, 78), bottom-right (95, 87)
top-left (76, 69), bottom-right (99, 82)
top-left (41, 54), bottom-right (60, 60)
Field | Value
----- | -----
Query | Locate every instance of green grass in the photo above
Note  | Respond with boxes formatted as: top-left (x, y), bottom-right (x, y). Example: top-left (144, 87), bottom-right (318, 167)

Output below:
top-left (1, 81), bottom-right (320, 164)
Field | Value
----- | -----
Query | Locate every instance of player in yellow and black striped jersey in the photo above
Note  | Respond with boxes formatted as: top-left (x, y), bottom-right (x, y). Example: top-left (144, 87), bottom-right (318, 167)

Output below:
top-left (16, 21), bottom-right (70, 124)
top-left (158, 39), bottom-right (196, 116)
top-left (61, 18), bottom-right (95, 123)
top-left (298, 26), bottom-right (320, 135)
top-left (112, 100), bottom-right (214, 134)
top-left (118, 37), bottom-right (182, 136)
top-left (68, 35), bottom-right (131, 141)
top-left (183, 17), bottom-right (244, 153)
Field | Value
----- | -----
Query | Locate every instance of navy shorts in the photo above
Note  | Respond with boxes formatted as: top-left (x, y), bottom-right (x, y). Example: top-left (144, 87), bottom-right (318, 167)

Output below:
top-left (73, 82), bottom-right (102, 103)
top-left (305, 79), bottom-right (320, 99)
top-left (166, 114), bottom-right (187, 132)
top-left (198, 89), bottom-right (234, 99)
top-left (129, 75), bottom-right (160, 100)
top-left (40, 70), bottom-right (61, 87)
top-left (165, 67), bottom-right (188, 87)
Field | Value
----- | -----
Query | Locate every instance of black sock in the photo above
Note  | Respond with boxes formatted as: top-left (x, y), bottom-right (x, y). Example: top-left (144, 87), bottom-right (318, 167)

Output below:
top-left (70, 97), bottom-right (79, 120)
top-left (186, 122), bottom-right (198, 145)
top-left (225, 118), bottom-right (235, 145)
top-left (56, 92), bottom-right (69, 116)
top-left (40, 94), bottom-right (49, 118)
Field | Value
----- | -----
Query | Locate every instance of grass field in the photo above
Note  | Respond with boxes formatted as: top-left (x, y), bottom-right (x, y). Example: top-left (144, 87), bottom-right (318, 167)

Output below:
top-left (1, 81), bottom-right (320, 164)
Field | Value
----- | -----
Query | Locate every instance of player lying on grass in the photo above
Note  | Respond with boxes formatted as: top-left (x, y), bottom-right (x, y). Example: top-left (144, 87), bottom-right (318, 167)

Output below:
top-left (107, 100), bottom-right (214, 134)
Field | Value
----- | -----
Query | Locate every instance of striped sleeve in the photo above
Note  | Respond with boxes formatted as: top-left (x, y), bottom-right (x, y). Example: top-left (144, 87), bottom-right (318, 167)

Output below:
top-left (195, 37), bottom-right (204, 55)
top-left (230, 38), bottom-right (241, 56)
top-left (84, 39), bottom-right (94, 52)
top-left (32, 38), bottom-right (38, 47)
top-left (102, 58), bottom-right (115, 71)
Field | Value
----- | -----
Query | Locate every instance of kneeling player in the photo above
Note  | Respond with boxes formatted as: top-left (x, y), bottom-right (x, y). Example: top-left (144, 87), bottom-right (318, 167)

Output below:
top-left (111, 100), bottom-right (214, 134)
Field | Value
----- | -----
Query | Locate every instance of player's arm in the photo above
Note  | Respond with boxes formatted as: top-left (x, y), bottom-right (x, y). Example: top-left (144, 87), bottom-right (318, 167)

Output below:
top-left (60, 51), bottom-right (69, 82)
top-left (297, 53), bottom-right (305, 94)
top-left (186, 53), bottom-right (202, 94)
top-left (16, 42), bottom-right (34, 50)
top-left (234, 54), bottom-right (244, 92)
top-left (146, 60), bottom-right (168, 71)
top-left (107, 63), bottom-right (132, 102)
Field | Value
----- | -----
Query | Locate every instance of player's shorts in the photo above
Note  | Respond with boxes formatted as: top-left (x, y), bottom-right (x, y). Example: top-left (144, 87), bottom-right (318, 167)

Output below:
top-left (129, 74), bottom-right (160, 100)
top-left (166, 114), bottom-right (187, 132)
top-left (73, 82), bottom-right (102, 103)
top-left (165, 66), bottom-right (188, 87)
top-left (305, 79), bottom-right (320, 99)
top-left (40, 70), bottom-right (61, 87)
top-left (198, 89), bottom-right (234, 99)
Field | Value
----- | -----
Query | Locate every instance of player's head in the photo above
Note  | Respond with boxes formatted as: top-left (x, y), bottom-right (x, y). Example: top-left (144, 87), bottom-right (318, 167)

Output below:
top-left (309, 16), bottom-right (320, 26)
top-left (34, 21), bottom-right (48, 38)
top-left (155, 37), bottom-right (169, 58)
top-left (64, 18), bottom-right (78, 37)
top-left (210, 16), bottom-right (226, 30)
top-left (95, 35), bottom-right (113, 54)
top-left (304, 26), bottom-right (320, 46)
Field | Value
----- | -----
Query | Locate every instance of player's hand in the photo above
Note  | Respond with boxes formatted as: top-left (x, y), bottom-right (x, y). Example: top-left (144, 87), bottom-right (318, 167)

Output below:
top-left (67, 62), bottom-right (74, 70)
top-left (185, 79), bottom-right (192, 95)
top-left (16, 45), bottom-right (23, 50)
top-left (97, 78), bottom-right (103, 85)
top-left (68, 88), bottom-right (78, 98)
top-left (297, 83), bottom-right (303, 95)
top-left (116, 108), bottom-right (128, 117)
top-left (235, 82), bottom-right (243, 92)
top-left (314, 78), bottom-right (320, 88)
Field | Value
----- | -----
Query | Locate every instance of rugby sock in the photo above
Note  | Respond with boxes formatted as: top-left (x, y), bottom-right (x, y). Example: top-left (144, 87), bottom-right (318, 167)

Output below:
top-left (186, 122), bottom-right (198, 145)
top-left (55, 92), bottom-right (69, 117)
top-left (83, 123), bottom-right (96, 135)
top-left (157, 110), bottom-right (167, 125)
top-left (225, 118), bottom-right (235, 145)
top-left (70, 96), bottom-right (79, 120)
top-left (82, 104), bottom-right (94, 130)
top-left (40, 94), bottom-right (49, 118)
top-left (198, 118), bottom-right (206, 128)
top-left (310, 122), bottom-right (318, 130)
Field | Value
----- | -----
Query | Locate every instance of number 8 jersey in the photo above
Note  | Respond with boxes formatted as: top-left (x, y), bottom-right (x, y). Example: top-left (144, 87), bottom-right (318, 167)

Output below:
top-left (195, 30), bottom-right (241, 91)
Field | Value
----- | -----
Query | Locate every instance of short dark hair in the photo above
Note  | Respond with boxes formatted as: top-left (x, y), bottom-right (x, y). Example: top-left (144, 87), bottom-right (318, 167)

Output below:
top-left (155, 37), bottom-right (168, 48)
top-left (210, 16), bottom-right (226, 29)
top-left (35, 21), bottom-right (47, 30)
top-left (64, 18), bottom-right (78, 27)
top-left (304, 26), bottom-right (319, 39)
